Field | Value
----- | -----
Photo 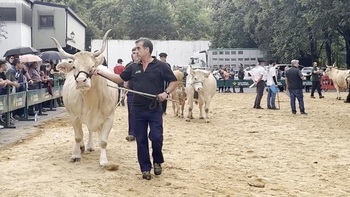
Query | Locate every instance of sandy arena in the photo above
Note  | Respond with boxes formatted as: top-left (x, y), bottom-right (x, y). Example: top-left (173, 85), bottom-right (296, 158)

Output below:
top-left (1, 91), bottom-right (350, 197)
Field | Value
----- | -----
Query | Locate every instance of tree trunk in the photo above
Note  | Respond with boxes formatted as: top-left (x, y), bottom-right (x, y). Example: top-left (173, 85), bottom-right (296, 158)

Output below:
top-left (308, 27), bottom-right (318, 63)
top-left (346, 37), bottom-right (350, 69)
top-left (338, 28), bottom-right (350, 69)
top-left (324, 32), bottom-right (332, 65)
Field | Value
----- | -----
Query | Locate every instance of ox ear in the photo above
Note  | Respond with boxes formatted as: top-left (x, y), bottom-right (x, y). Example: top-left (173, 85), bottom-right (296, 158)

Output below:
top-left (56, 60), bottom-right (74, 73)
top-left (204, 72), bottom-right (210, 78)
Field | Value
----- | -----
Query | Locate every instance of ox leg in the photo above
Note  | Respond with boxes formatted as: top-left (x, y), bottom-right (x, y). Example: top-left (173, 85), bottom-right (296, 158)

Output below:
top-left (98, 117), bottom-right (113, 166)
top-left (176, 102), bottom-right (181, 117)
top-left (87, 131), bottom-right (95, 152)
top-left (172, 101), bottom-right (177, 116)
top-left (335, 85), bottom-right (341, 100)
top-left (71, 118), bottom-right (84, 163)
top-left (199, 103), bottom-right (204, 119)
top-left (204, 97), bottom-right (212, 123)
top-left (180, 101), bottom-right (185, 118)
top-left (186, 101), bottom-right (194, 122)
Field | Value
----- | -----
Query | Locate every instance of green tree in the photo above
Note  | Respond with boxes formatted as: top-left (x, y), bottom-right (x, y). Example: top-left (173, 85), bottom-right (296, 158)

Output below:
top-left (210, 0), bottom-right (256, 48)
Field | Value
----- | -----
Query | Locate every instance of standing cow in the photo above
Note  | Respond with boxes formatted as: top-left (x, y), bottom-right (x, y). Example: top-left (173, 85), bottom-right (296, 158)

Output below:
top-left (185, 67), bottom-right (217, 123)
top-left (171, 70), bottom-right (186, 117)
top-left (52, 30), bottom-right (118, 166)
top-left (325, 65), bottom-right (350, 100)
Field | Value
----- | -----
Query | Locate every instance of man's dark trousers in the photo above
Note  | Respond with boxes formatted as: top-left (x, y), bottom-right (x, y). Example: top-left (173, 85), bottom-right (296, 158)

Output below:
top-left (126, 92), bottom-right (135, 136)
top-left (132, 108), bottom-right (164, 172)
top-left (311, 81), bottom-right (322, 97)
top-left (289, 89), bottom-right (305, 113)
top-left (254, 80), bottom-right (265, 108)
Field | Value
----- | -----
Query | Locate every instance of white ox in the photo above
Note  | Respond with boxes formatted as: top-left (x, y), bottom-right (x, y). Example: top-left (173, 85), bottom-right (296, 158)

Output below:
top-left (171, 70), bottom-right (186, 117)
top-left (52, 30), bottom-right (118, 166)
top-left (185, 67), bottom-right (217, 123)
top-left (325, 65), bottom-right (350, 100)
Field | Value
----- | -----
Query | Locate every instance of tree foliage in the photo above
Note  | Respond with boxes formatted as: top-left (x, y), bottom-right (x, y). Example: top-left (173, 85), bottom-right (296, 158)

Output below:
top-left (42, 0), bottom-right (350, 67)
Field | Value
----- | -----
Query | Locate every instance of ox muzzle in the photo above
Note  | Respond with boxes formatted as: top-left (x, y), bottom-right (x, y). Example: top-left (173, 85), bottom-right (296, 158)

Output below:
top-left (75, 70), bottom-right (93, 89)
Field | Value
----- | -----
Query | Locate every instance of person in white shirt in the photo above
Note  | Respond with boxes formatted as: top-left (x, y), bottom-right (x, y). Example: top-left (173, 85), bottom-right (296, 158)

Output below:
top-left (252, 60), bottom-right (266, 109)
top-left (266, 61), bottom-right (278, 109)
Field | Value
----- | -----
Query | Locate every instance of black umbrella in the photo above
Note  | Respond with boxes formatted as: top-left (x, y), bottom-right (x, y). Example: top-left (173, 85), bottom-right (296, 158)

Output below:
top-left (3, 46), bottom-right (38, 57)
top-left (40, 51), bottom-right (65, 61)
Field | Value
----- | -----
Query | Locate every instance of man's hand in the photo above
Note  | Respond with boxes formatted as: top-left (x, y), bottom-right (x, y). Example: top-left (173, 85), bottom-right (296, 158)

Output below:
top-left (13, 81), bottom-right (20, 88)
top-left (92, 67), bottom-right (101, 76)
top-left (158, 92), bottom-right (168, 102)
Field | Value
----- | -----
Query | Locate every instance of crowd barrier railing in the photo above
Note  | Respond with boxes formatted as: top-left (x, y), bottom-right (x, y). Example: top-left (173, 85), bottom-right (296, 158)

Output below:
top-left (0, 79), bottom-right (63, 129)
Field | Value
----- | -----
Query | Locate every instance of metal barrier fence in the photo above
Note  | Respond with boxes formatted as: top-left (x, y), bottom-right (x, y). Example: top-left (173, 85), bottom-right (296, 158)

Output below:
top-left (0, 80), bottom-right (63, 129)
top-left (216, 79), bottom-right (312, 87)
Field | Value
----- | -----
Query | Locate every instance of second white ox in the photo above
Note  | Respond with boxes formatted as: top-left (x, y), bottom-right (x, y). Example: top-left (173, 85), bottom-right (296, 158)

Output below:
top-left (325, 65), bottom-right (350, 100)
top-left (185, 67), bottom-right (217, 123)
top-left (171, 70), bottom-right (186, 117)
top-left (52, 30), bottom-right (118, 166)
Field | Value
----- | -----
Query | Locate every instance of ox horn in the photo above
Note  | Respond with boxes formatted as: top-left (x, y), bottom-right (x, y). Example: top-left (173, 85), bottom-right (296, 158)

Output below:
top-left (51, 37), bottom-right (75, 59)
top-left (93, 29), bottom-right (112, 57)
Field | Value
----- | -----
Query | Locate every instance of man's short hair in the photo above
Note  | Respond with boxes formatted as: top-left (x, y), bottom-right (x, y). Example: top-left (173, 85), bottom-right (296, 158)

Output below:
top-left (117, 59), bottom-right (123, 64)
top-left (258, 59), bottom-right (266, 65)
top-left (0, 59), bottom-right (6, 67)
top-left (12, 58), bottom-right (20, 66)
top-left (135, 37), bottom-right (153, 54)
top-left (159, 52), bottom-right (167, 58)
top-left (291, 59), bottom-right (299, 66)
top-left (132, 47), bottom-right (136, 52)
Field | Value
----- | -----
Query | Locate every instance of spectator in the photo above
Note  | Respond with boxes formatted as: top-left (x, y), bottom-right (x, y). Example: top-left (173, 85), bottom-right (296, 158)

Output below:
top-left (6, 58), bottom-right (28, 120)
top-left (114, 59), bottom-right (125, 105)
top-left (123, 47), bottom-right (139, 142)
top-left (159, 52), bottom-right (171, 115)
top-left (222, 68), bottom-right (231, 93)
top-left (238, 63), bottom-right (245, 93)
top-left (285, 60), bottom-right (307, 115)
top-left (27, 62), bottom-right (42, 116)
top-left (266, 61), bottom-right (278, 109)
top-left (252, 60), bottom-right (266, 109)
top-left (310, 62), bottom-right (324, 99)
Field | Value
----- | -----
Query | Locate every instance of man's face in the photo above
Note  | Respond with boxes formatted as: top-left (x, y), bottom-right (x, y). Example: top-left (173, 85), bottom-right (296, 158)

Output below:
top-left (0, 64), bottom-right (6, 72)
top-left (135, 41), bottom-right (148, 60)
top-left (19, 61), bottom-right (24, 69)
top-left (313, 63), bottom-right (317, 67)
top-left (160, 56), bottom-right (167, 62)
top-left (132, 51), bottom-right (139, 62)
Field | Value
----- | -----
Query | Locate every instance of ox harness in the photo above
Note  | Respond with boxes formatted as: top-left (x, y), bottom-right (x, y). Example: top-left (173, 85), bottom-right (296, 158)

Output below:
top-left (74, 70), bottom-right (93, 81)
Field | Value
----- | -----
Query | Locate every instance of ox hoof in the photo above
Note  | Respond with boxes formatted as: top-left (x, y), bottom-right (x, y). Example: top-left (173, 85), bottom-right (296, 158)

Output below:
top-left (199, 117), bottom-right (204, 119)
top-left (185, 119), bottom-right (191, 122)
top-left (205, 120), bottom-right (210, 123)
top-left (80, 146), bottom-right (85, 154)
top-left (70, 158), bottom-right (81, 163)
top-left (87, 148), bottom-right (95, 152)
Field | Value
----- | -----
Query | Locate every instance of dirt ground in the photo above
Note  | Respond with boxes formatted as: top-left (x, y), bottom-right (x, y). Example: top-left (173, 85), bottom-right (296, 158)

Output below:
top-left (1, 91), bottom-right (350, 197)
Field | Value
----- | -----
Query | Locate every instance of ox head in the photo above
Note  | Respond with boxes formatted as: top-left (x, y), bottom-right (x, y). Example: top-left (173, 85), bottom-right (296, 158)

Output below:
top-left (325, 63), bottom-right (337, 76)
top-left (188, 67), bottom-right (210, 92)
top-left (52, 29), bottom-right (112, 92)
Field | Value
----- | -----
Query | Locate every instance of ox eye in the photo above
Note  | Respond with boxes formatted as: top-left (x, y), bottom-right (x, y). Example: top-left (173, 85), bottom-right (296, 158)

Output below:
top-left (194, 77), bottom-right (197, 81)
top-left (72, 66), bottom-right (76, 69)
